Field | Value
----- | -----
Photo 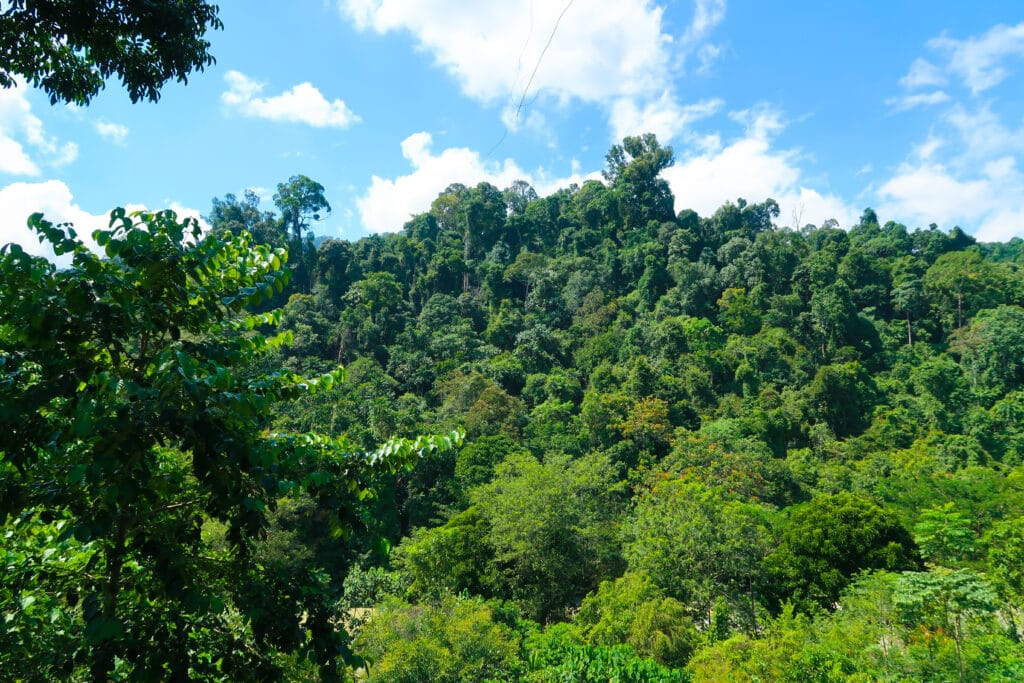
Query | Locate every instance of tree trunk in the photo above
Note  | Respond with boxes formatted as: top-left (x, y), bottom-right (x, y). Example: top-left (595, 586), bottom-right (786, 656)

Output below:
top-left (91, 514), bottom-right (129, 682)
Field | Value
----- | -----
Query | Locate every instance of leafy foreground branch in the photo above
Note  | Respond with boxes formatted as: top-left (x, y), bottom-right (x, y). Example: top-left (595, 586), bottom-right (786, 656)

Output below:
top-left (0, 209), bottom-right (460, 681)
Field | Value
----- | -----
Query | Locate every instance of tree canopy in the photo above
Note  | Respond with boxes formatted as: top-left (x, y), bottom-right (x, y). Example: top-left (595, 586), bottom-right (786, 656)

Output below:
top-left (0, 0), bottom-right (222, 104)
top-left (0, 210), bottom-right (458, 680)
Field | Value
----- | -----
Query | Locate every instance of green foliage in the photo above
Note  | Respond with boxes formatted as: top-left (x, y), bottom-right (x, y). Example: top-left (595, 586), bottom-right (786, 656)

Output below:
top-left (894, 568), bottom-right (1000, 682)
top-left (12, 129), bottom-right (1024, 678)
top-left (984, 517), bottom-right (1024, 604)
top-left (392, 506), bottom-right (496, 599)
top-left (576, 572), bottom-right (698, 667)
top-left (690, 569), bottom-right (1024, 683)
top-left (274, 175), bottom-right (331, 241)
top-left (474, 453), bottom-right (624, 621)
top-left (765, 493), bottom-right (920, 610)
top-left (0, 210), bottom-right (460, 680)
top-left (803, 362), bottom-right (878, 438)
top-left (952, 305), bottom-right (1024, 399)
top-left (0, 0), bottom-right (222, 104)
top-left (221, 159), bottom-right (1024, 679)
top-left (603, 133), bottom-right (676, 231)
top-left (0, 511), bottom-right (92, 679)
top-left (913, 502), bottom-right (978, 566)
top-left (354, 594), bottom-right (523, 683)
top-left (923, 250), bottom-right (1008, 333)
top-left (454, 435), bottom-right (529, 495)
top-left (622, 479), bottom-right (775, 629)
top-left (524, 624), bottom-right (689, 683)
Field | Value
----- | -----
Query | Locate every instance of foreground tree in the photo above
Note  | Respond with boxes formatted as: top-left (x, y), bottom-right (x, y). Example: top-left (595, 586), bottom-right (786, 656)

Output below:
top-left (0, 0), bottom-right (223, 104)
top-left (0, 210), bottom-right (458, 680)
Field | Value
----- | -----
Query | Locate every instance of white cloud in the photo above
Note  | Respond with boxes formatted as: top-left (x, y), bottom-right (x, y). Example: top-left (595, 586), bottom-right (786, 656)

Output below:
top-left (359, 103), bottom-right (860, 235)
top-left (976, 208), bottom-right (1024, 242)
top-left (683, 0), bottom-right (726, 44)
top-left (695, 43), bottom-right (722, 76)
top-left (913, 135), bottom-right (944, 161)
top-left (222, 70), bottom-right (360, 128)
top-left (899, 58), bottom-right (947, 89)
top-left (339, 0), bottom-right (725, 142)
top-left (877, 97), bottom-right (1024, 239)
top-left (0, 180), bottom-right (209, 265)
top-left (943, 103), bottom-right (1024, 165)
top-left (729, 104), bottom-right (784, 139)
top-left (877, 163), bottom-right (990, 228)
top-left (95, 120), bottom-right (129, 145)
top-left (877, 152), bottom-right (1024, 241)
top-left (878, 23), bottom-right (1024, 240)
top-left (0, 180), bottom-right (108, 262)
top-left (610, 95), bottom-right (723, 145)
top-left (341, 0), bottom-right (668, 103)
top-left (356, 131), bottom-right (599, 232)
top-left (0, 84), bottom-right (78, 175)
top-left (886, 90), bottom-right (950, 112)
top-left (0, 136), bottom-right (38, 175)
top-left (929, 22), bottom-right (1024, 94)
top-left (663, 106), bottom-right (858, 229)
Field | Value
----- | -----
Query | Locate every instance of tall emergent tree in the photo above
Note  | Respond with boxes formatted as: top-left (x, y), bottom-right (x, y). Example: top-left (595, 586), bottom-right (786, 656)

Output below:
top-left (274, 175), bottom-right (332, 242)
top-left (0, 210), bottom-right (458, 680)
top-left (0, 0), bottom-right (223, 104)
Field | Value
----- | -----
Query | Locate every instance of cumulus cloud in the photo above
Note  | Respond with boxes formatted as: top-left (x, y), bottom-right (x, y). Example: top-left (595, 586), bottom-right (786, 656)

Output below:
top-left (0, 136), bottom-right (38, 175)
top-left (341, 0), bottom-right (668, 103)
top-left (0, 180), bottom-right (208, 265)
top-left (663, 106), bottom-right (859, 229)
top-left (943, 103), bottom-right (1024, 164)
top-left (877, 157), bottom-right (1024, 241)
top-left (222, 70), bottom-right (360, 128)
top-left (339, 0), bottom-right (725, 142)
top-left (356, 132), bottom-right (599, 232)
top-left (877, 109), bottom-right (1024, 241)
top-left (0, 84), bottom-right (79, 175)
top-left (95, 120), bottom-right (129, 145)
top-left (0, 180), bottom-right (111, 262)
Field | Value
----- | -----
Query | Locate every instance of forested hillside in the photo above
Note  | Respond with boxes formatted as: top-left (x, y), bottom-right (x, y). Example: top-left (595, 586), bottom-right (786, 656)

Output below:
top-left (188, 135), bottom-right (1023, 680)
top-left (4, 2), bottom-right (1024, 680)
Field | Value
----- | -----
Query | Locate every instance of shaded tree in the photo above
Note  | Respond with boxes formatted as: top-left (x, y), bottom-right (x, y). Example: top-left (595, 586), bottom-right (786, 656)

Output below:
top-left (1, 0), bottom-right (222, 104)
top-left (765, 493), bottom-right (920, 610)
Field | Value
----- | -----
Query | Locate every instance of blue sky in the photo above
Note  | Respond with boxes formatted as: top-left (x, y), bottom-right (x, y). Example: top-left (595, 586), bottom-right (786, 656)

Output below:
top-left (2, 0), bottom-right (1024, 259)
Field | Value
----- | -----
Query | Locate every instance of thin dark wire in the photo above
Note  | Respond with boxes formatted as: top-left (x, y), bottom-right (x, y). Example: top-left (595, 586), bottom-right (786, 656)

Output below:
top-left (514, 0), bottom-right (535, 94)
top-left (487, 0), bottom-right (575, 158)
top-left (514, 0), bottom-right (575, 120)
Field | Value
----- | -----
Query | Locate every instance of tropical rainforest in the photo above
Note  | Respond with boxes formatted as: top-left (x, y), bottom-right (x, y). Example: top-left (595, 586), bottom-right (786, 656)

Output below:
top-left (3, 4), bottom-right (1024, 682)
top-left (7, 137), bottom-right (1024, 681)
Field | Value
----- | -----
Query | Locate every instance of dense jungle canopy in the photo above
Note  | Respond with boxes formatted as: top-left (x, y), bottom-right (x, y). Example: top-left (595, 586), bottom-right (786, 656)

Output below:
top-left (2, 3), bottom-right (1024, 680)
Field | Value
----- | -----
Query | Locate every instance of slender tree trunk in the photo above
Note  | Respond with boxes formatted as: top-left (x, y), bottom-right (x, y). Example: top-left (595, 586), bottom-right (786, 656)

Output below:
top-left (954, 613), bottom-right (965, 683)
top-left (463, 217), bottom-right (473, 293)
top-left (91, 513), bottom-right (129, 682)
